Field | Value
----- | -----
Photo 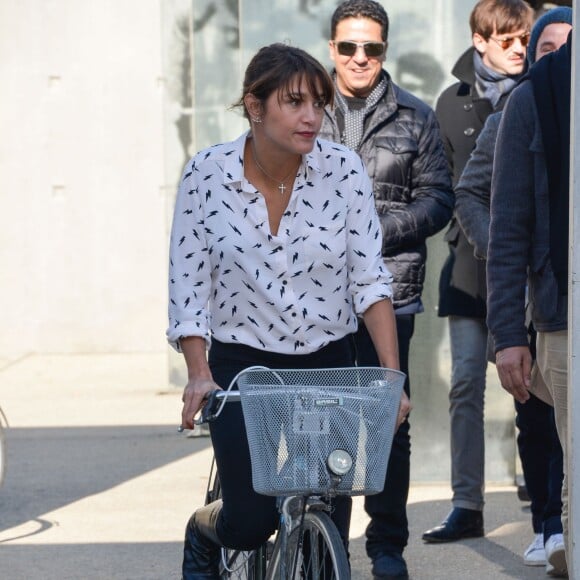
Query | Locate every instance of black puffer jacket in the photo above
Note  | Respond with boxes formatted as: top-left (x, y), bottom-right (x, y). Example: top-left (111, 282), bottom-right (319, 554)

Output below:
top-left (319, 73), bottom-right (453, 310)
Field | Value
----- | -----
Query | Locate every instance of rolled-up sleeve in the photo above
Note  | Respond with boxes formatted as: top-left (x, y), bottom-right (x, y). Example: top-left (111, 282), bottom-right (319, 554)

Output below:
top-left (166, 160), bottom-right (213, 351)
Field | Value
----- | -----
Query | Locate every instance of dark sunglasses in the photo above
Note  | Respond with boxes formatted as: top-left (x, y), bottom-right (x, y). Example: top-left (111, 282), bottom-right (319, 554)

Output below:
top-left (489, 32), bottom-right (530, 50)
top-left (334, 41), bottom-right (386, 57)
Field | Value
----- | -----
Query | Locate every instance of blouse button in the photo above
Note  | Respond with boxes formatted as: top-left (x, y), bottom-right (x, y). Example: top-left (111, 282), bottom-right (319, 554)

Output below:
top-left (464, 127), bottom-right (475, 136)
top-left (299, 342), bottom-right (305, 347)
top-left (282, 280), bottom-right (288, 285)
top-left (291, 313), bottom-right (297, 317)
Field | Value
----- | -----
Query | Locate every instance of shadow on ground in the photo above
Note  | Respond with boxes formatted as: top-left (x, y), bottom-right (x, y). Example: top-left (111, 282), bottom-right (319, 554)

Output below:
top-left (0, 425), bottom-right (549, 580)
top-left (0, 542), bottom-right (183, 580)
top-left (0, 425), bottom-right (210, 534)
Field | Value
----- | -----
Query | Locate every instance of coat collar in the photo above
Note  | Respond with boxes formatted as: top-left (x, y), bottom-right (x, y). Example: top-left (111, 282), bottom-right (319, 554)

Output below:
top-left (451, 47), bottom-right (477, 87)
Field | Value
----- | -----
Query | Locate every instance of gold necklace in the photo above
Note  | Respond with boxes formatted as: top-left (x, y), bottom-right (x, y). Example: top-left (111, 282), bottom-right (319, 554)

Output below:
top-left (252, 142), bottom-right (300, 195)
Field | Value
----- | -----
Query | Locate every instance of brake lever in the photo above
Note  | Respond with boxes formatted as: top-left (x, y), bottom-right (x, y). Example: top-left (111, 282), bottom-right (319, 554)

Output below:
top-left (197, 390), bottom-right (220, 424)
top-left (177, 390), bottom-right (220, 433)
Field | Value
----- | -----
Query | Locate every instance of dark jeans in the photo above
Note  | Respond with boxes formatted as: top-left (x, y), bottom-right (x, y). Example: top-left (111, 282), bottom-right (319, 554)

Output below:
top-left (206, 337), bottom-right (355, 552)
top-left (355, 314), bottom-right (414, 558)
top-left (515, 395), bottom-right (563, 540)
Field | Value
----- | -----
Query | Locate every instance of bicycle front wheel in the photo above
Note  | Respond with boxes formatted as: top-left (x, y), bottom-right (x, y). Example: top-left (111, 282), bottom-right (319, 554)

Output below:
top-left (271, 511), bottom-right (350, 580)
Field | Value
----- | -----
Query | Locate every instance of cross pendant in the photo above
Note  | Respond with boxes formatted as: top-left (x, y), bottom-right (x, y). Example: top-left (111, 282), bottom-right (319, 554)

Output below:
top-left (278, 183), bottom-right (286, 195)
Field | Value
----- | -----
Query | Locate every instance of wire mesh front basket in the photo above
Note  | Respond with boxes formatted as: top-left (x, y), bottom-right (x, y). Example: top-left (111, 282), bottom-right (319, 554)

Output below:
top-left (237, 367), bottom-right (406, 497)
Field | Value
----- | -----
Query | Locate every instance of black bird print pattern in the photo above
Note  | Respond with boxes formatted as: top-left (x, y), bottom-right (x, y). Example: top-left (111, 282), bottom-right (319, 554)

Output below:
top-left (167, 132), bottom-right (393, 354)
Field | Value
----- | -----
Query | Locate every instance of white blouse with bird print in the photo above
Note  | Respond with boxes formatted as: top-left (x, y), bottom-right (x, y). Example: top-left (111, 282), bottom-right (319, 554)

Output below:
top-left (167, 131), bottom-right (393, 355)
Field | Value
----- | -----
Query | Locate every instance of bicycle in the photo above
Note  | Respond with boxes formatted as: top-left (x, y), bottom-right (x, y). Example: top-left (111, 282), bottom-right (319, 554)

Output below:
top-left (196, 365), bottom-right (406, 580)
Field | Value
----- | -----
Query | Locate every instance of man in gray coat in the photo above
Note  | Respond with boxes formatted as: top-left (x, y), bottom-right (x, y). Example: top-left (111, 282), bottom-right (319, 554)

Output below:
top-left (423, 0), bottom-right (533, 544)
top-left (453, 9), bottom-right (571, 574)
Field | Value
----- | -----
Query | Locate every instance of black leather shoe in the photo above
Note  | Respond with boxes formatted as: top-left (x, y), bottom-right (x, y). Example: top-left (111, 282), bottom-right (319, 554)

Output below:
top-left (422, 507), bottom-right (484, 543)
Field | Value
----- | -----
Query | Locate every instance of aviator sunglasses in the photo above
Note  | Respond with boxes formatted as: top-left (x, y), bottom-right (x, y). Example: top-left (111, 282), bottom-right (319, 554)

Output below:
top-left (334, 40), bottom-right (386, 57)
top-left (488, 31), bottom-right (530, 50)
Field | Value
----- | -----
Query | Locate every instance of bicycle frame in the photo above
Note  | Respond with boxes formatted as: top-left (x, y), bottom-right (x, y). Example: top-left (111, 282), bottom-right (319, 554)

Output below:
top-left (196, 388), bottom-right (350, 580)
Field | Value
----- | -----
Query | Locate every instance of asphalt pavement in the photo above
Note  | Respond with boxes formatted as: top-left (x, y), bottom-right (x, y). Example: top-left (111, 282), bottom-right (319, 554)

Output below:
top-left (0, 353), bottom-right (551, 579)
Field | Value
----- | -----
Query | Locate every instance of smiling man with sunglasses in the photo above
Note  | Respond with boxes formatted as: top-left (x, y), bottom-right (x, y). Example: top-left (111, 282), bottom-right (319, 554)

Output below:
top-left (424, 0), bottom-right (534, 546)
top-left (319, 1), bottom-right (454, 579)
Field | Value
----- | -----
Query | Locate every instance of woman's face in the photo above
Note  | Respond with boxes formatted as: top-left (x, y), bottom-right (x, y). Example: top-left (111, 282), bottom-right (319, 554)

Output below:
top-left (257, 77), bottom-right (326, 156)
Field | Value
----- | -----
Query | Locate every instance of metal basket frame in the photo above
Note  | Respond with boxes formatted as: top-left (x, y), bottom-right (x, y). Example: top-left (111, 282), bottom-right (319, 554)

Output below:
top-left (236, 367), bottom-right (405, 497)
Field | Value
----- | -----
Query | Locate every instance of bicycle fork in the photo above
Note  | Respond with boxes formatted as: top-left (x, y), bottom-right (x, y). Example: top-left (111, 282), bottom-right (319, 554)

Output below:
top-left (277, 496), bottom-right (329, 580)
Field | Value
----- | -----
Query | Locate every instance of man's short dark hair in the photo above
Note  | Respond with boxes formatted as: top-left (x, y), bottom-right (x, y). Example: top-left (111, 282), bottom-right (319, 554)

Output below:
top-left (469, 0), bottom-right (534, 38)
top-left (330, 0), bottom-right (389, 41)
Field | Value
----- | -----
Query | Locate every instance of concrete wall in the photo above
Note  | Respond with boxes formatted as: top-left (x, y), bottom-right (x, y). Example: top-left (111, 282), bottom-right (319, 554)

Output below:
top-left (0, 0), bottom-right (168, 357)
top-left (0, 0), bottom-right (518, 484)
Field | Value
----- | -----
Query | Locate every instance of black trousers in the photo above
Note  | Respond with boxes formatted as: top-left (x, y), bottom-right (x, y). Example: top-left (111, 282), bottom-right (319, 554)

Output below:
top-left (515, 395), bottom-right (563, 539)
top-left (206, 337), bottom-right (355, 551)
top-left (355, 314), bottom-right (414, 558)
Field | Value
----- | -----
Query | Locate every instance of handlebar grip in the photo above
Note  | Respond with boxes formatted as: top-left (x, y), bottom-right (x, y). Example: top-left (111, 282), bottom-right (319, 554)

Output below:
top-left (178, 389), bottom-right (239, 432)
top-left (197, 390), bottom-right (222, 424)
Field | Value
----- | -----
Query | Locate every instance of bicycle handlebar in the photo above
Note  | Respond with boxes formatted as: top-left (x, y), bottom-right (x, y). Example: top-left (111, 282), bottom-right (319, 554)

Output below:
top-left (177, 389), bottom-right (241, 432)
top-left (198, 389), bottom-right (241, 424)
top-left (177, 366), bottom-right (270, 433)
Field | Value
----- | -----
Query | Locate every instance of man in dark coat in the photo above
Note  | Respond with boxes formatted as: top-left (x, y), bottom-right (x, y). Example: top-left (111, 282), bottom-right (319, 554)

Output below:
top-left (319, 1), bottom-right (454, 578)
top-left (487, 32), bottom-right (572, 576)
top-left (422, 0), bottom-right (534, 544)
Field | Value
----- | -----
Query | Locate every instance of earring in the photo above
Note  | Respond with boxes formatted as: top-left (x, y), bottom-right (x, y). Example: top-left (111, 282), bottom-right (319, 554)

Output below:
top-left (252, 116), bottom-right (262, 124)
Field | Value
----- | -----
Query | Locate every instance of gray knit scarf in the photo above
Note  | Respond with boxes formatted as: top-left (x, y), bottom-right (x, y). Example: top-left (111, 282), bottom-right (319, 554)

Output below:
top-left (334, 72), bottom-right (389, 151)
top-left (473, 50), bottom-right (521, 109)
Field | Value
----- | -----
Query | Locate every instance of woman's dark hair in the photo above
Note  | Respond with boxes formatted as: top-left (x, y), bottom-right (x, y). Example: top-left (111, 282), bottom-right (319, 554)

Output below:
top-left (330, 0), bottom-right (389, 41)
top-left (234, 43), bottom-right (334, 120)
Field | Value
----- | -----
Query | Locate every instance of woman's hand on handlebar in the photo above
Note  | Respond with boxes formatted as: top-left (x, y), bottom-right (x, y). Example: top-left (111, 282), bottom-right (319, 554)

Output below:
top-left (181, 377), bottom-right (222, 431)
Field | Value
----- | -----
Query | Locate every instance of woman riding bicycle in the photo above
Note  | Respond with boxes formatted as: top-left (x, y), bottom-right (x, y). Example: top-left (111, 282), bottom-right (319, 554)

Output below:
top-left (167, 42), bottom-right (410, 580)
